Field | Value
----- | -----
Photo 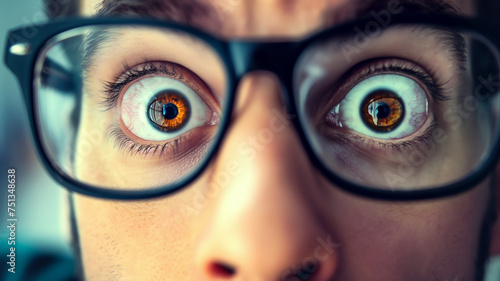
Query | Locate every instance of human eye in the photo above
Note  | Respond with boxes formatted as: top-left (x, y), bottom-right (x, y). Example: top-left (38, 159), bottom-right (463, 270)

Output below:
top-left (291, 23), bottom-right (497, 190)
top-left (324, 59), bottom-right (441, 148)
top-left (31, 24), bottom-right (230, 190)
top-left (103, 61), bottom-right (219, 156)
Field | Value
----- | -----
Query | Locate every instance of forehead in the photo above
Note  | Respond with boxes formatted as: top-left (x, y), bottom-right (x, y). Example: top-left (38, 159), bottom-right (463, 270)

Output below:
top-left (81, 0), bottom-right (475, 37)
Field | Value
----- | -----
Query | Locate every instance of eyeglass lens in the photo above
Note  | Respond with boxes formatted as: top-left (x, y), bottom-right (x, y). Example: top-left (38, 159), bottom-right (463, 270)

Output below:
top-left (33, 23), bottom-right (500, 192)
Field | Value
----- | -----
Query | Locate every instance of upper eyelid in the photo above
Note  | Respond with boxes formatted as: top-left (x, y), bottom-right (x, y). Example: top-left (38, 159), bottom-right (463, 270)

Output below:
top-left (362, 64), bottom-right (451, 102)
top-left (100, 65), bottom-right (154, 111)
top-left (99, 61), bottom-right (221, 114)
top-left (100, 62), bottom-right (185, 111)
top-left (334, 59), bottom-right (451, 105)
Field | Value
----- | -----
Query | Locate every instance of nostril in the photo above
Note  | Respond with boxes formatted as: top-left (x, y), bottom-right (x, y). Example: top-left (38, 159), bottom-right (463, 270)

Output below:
top-left (208, 261), bottom-right (236, 278)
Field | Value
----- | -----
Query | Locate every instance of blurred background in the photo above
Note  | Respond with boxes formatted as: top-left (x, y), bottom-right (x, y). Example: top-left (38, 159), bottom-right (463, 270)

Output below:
top-left (1, 1), bottom-right (75, 280)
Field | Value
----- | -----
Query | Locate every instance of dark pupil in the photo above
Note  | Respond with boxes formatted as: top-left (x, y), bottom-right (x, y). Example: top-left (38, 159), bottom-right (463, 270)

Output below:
top-left (374, 102), bottom-right (390, 119)
top-left (163, 103), bottom-right (179, 120)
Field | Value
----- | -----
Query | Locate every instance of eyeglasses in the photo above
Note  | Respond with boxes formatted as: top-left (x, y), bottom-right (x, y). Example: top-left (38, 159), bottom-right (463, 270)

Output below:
top-left (5, 14), bottom-right (500, 200)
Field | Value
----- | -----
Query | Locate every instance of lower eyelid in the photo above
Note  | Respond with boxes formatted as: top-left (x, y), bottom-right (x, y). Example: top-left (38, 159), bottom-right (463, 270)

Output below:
top-left (110, 123), bottom-right (190, 157)
top-left (110, 120), bottom-right (219, 159)
top-left (325, 118), bottom-right (438, 155)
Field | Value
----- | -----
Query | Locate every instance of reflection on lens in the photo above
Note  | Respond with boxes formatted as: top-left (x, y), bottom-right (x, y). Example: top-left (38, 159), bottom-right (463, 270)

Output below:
top-left (34, 25), bottom-right (227, 191)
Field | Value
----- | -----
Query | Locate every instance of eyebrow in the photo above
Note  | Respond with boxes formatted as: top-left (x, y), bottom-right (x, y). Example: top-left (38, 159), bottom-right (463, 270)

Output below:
top-left (83, 0), bottom-right (467, 82)
top-left (86, 0), bottom-right (466, 64)
top-left (81, 0), bottom-right (219, 72)
top-left (95, 0), bottom-right (218, 30)
top-left (95, 0), bottom-right (463, 32)
top-left (325, 0), bottom-right (461, 24)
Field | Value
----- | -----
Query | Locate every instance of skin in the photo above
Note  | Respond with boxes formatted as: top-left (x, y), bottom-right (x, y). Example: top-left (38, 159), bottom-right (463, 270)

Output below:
top-left (71, 0), bottom-right (500, 280)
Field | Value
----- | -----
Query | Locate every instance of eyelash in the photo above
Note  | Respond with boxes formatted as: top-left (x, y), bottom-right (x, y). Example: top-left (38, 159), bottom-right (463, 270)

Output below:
top-left (352, 59), bottom-right (451, 102)
top-left (109, 124), bottom-right (191, 156)
top-left (346, 121), bottom-right (438, 152)
top-left (101, 62), bottom-right (181, 111)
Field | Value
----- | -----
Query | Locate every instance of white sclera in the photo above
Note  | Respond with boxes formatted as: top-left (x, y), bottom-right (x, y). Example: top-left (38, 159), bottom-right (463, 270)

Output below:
top-left (337, 74), bottom-right (429, 140)
top-left (120, 76), bottom-right (212, 141)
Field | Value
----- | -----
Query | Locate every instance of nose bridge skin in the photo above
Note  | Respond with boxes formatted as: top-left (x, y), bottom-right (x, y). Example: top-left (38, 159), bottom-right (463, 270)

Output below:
top-left (194, 73), bottom-right (339, 281)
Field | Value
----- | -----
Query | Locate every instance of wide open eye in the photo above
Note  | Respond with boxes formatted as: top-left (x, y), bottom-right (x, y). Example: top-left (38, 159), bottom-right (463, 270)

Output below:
top-left (121, 76), bottom-right (215, 142)
top-left (327, 74), bottom-right (429, 140)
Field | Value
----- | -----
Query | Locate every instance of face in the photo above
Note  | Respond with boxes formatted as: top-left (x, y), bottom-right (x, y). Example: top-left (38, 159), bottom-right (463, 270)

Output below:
top-left (65, 0), bottom-right (500, 280)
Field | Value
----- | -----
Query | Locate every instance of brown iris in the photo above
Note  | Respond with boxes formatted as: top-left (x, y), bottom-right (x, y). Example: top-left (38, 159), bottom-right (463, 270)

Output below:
top-left (148, 91), bottom-right (191, 132)
top-left (360, 90), bottom-right (404, 132)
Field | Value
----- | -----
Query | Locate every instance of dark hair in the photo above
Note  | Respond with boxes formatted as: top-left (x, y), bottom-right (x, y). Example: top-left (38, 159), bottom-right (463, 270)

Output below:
top-left (45, 0), bottom-right (500, 18)
top-left (44, 0), bottom-right (81, 18)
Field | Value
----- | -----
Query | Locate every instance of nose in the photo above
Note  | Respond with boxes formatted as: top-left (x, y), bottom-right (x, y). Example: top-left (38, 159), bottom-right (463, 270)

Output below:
top-left (194, 73), bottom-right (340, 281)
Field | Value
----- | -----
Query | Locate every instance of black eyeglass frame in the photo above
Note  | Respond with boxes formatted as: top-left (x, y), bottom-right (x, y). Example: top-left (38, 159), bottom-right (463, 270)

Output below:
top-left (4, 14), bottom-right (500, 201)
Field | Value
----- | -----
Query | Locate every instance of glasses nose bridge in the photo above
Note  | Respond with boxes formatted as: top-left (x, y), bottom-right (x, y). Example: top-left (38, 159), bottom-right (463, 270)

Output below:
top-left (228, 41), bottom-right (299, 82)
